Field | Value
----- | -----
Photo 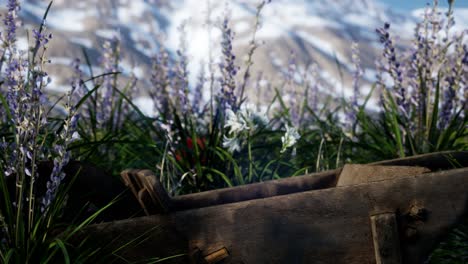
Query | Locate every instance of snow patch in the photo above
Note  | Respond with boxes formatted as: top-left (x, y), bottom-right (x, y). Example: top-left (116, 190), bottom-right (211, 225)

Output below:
top-left (134, 97), bottom-right (155, 117)
top-left (96, 29), bottom-right (119, 39)
top-left (70, 37), bottom-right (93, 48)
top-left (296, 30), bottom-right (349, 65)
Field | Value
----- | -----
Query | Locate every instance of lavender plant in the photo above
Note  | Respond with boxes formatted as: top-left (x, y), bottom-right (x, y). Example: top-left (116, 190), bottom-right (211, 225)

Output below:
top-left (0, 2), bottom-right (144, 262)
top-left (218, 14), bottom-right (239, 112)
top-left (150, 46), bottom-right (172, 114)
top-left (0, 0), bottom-right (21, 124)
top-left (0, 2), bottom-right (79, 262)
top-left (237, 0), bottom-right (271, 108)
top-left (352, 0), bottom-right (467, 158)
top-left (174, 22), bottom-right (190, 116)
top-left (345, 42), bottom-right (364, 137)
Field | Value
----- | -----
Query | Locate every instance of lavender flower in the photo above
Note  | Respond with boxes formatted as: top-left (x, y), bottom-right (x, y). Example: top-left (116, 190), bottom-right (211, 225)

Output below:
top-left (0, 215), bottom-right (8, 246)
top-left (305, 63), bottom-right (321, 115)
top-left (444, 0), bottom-right (455, 42)
top-left (461, 44), bottom-right (468, 117)
top-left (32, 29), bottom-right (52, 48)
top-left (410, 3), bottom-right (445, 123)
top-left (1, 21), bottom-right (55, 224)
top-left (372, 1), bottom-right (467, 154)
top-left (253, 71), bottom-right (264, 105)
top-left (0, 0), bottom-right (21, 121)
top-left (237, 0), bottom-right (271, 106)
top-left (2, 0), bottom-right (20, 46)
top-left (97, 35), bottom-right (121, 128)
top-left (174, 22), bottom-right (190, 115)
top-left (41, 84), bottom-right (81, 212)
top-left (350, 43), bottom-right (362, 109)
top-left (192, 62), bottom-right (206, 116)
top-left (150, 47), bottom-right (171, 113)
top-left (121, 74), bottom-right (137, 118)
top-left (70, 59), bottom-right (86, 105)
top-left (439, 76), bottom-right (456, 129)
top-left (218, 15), bottom-right (238, 112)
top-left (285, 51), bottom-right (300, 127)
top-left (345, 42), bottom-right (363, 133)
top-left (376, 23), bottom-right (407, 112)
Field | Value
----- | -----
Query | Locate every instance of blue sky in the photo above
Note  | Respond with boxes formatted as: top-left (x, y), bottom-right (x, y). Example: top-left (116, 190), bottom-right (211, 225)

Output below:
top-left (378, 0), bottom-right (468, 12)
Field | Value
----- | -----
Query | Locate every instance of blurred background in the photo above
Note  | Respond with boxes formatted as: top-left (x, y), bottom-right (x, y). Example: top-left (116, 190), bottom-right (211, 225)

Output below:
top-left (2, 0), bottom-right (467, 112)
top-left (380, 0), bottom-right (468, 11)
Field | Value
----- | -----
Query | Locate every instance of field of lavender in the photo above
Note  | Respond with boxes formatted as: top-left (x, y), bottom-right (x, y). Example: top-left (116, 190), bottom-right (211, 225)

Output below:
top-left (0, 0), bottom-right (466, 263)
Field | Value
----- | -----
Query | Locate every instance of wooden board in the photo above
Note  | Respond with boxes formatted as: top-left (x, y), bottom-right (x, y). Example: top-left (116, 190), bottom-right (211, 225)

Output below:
top-left (84, 167), bottom-right (468, 264)
top-left (122, 151), bottom-right (467, 215)
top-left (337, 164), bottom-right (430, 186)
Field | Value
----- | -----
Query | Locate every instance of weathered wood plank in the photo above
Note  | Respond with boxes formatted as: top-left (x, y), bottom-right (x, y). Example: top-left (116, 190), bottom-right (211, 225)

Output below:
top-left (171, 168), bottom-right (339, 211)
top-left (337, 165), bottom-right (430, 186)
top-left (371, 151), bottom-right (468, 170)
top-left (370, 213), bottom-right (402, 264)
top-left (90, 167), bottom-right (468, 263)
top-left (170, 168), bottom-right (467, 263)
top-left (129, 151), bottom-right (467, 215)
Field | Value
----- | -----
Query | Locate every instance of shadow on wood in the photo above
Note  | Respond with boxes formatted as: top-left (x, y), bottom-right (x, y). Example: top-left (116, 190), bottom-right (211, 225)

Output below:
top-left (78, 151), bottom-right (468, 263)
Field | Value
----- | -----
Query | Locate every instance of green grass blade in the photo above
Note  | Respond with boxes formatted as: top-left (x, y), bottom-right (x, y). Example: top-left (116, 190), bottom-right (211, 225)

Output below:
top-left (0, 93), bottom-right (12, 122)
top-left (53, 239), bottom-right (71, 264)
top-left (428, 74), bottom-right (441, 149)
top-left (203, 168), bottom-right (234, 187)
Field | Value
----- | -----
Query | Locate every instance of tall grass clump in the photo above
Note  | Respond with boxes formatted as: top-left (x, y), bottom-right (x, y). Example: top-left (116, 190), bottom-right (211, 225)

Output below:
top-left (349, 0), bottom-right (467, 160)
top-left (140, 0), bottom-right (312, 194)
top-left (0, 2), bottom-right (79, 262)
top-left (121, 0), bottom-right (467, 194)
top-left (0, 2), bottom-right (149, 263)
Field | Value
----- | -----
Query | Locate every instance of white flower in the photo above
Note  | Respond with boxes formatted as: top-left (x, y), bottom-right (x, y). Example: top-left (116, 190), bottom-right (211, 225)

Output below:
top-left (281, 125), bottom-right (300, 153)
top-left (223, 105), bottom-right (270, 153)
top-left (222, 135), bottom-right (241, 153)
top-left (69, 131), bottom-right (80, 143)
top-left (238, 104), bottom-right (269, 132)
top-left (251, 111), bottom-right (269, 129)
top-left (224, 108), bottom-right (249, 135)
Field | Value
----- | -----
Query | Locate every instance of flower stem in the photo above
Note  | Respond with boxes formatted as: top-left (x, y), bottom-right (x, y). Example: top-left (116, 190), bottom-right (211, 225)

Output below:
top-left (248, 135), bottom-right (253, 183)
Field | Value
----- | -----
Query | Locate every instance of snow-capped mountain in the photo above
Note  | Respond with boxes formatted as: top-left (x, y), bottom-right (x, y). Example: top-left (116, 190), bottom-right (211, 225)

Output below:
top-left (2, 0), bottom-right (467, 105)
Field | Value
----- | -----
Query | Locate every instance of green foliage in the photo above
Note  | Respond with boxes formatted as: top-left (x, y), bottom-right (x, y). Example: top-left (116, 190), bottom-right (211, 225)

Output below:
top-left (428, 220), bottom-right (468, 264)
top-left (0, 0), bottom-right (466, 262)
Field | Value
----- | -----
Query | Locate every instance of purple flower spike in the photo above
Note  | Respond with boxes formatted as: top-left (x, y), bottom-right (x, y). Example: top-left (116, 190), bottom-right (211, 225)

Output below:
top-left (3, 0), bottom-right (20, 46)
top-left (376, 22), bottom-right (409, 116)
top-left (150, 48), bottom-right (171, 113)
top-left (218, 15), bottom-right (239, 112)
top-left (346, 42), bottom-right (363, 134)
top-left (192, 62), bottom-right (206, 116)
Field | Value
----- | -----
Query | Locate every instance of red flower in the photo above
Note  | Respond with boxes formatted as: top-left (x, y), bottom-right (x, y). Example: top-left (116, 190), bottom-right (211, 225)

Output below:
top-left (175, 136), bottom-right (207, 166)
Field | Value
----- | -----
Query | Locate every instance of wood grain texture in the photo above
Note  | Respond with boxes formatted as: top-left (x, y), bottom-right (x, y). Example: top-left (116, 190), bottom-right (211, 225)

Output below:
top-left (85, 167), bottom-right (468, 264)
top-left (371, 151), bottom-right (468, 170)
top-left (171, 168), bottom-right (467, 263)
top-left (370, 213), bottom-right (402, 264)
top-left (337, 165), bottom-right (430, 187)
